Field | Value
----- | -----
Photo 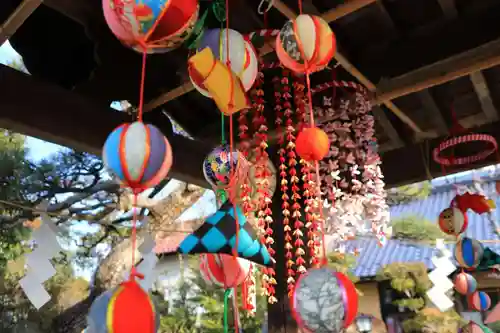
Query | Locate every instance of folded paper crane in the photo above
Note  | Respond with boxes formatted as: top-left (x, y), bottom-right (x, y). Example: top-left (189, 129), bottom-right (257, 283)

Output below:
top-left (177, 200), bottom-right (272, 267)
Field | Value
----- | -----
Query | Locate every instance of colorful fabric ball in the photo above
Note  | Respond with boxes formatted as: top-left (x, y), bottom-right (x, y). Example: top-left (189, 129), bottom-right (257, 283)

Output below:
top-left (102, 122), bottom-right (172, 191)
top-left (87, 280), bottom-right (159, 333)
top-left (455, 237), bottom-right (484, 269)
top-left (203, 144), bottom-right (243, 188)
top-left (200, 253), bottom-right (251, 288)
top-left (454, 272), bottom-right (477, 295)
top-left (102, 0), bottom-right (199, 53)
top-left (461, 321), bottom-right (494, 333)
top-left (292, 268), bottom-right (358, 333)
top-left (189, 29), bottom-right (258, 95)
top-left (295, 127), bottom-right (330, 162)
top-left (276, 14), bottom-right (336, 73)
top-left (438, 207), bottom-right (468, 235)
top-left (468, 291), bottom-right (491, 311)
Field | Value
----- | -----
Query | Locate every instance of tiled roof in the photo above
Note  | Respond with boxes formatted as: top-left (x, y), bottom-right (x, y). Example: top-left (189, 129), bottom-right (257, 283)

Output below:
top-left (347, 180), bottom-right (500, 278)
top-left (154, 232), bottom-right (187, 254)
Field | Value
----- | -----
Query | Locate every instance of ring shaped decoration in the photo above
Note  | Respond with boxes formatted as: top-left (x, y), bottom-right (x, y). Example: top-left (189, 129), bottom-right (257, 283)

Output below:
top-left (433, 134), bottom-right (498, 166)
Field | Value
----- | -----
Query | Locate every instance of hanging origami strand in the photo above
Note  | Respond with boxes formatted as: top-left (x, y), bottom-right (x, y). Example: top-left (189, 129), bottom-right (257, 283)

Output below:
top-left (20, 202), bottom-right (63, 309)
top-left (293, 73), bottom-right (320, 267)
top-left (251, 67), bottom-right (277, 303)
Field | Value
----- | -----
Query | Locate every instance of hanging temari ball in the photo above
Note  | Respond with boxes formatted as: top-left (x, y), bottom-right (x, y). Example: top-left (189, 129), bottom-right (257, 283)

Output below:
top-left (199, 253), bottom-right (251, 288)
top-left (295, 127), bottom-right (330, 162)
top-left (454, 272), bottom-right (477, 295)
top-left (190, 28), bottom-right (258, 96)
top-left (455, 237), bottom-right (484, 269)
top-left (102, 121), bottom-right (173, 192)
top-left (438, 207), bottom-right (468, 235)
top-left (102, 0), bottom-right (199, 53)
top-left (292, 267), bottom-right (358, 333)
top-left (468, 291), bottom-right (491, 311)
top-left (87, 279), bottom-right (159, 333)
top-left (276, 14), bottom-right (336, 73)
top-left (203, 144), bottom-right (247, 189)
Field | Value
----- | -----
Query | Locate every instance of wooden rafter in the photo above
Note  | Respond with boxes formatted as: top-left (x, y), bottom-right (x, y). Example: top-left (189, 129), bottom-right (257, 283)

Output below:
top-left (375, 37), bottom-right (500, 104)
top-left (0, 0), bottom-right (42, 46)
top-left (470, 71), bottom-right (499, 122)
top-left (437, 0), bottom-right (458, 20)
top-left (320, 0), bottom-right (377, 22)
top-left (417, 90), bottom-right (448, 136)
top-left (0, 64), bottom-right (212, 188)
top-left (372, 106), bottom-right (403, 152)
top-left (144, 0), bottom-right (423, 135)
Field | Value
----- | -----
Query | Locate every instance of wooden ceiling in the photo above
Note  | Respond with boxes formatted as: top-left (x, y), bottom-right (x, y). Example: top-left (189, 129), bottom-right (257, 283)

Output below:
top-left (2, 0), bottom-right (500, 188)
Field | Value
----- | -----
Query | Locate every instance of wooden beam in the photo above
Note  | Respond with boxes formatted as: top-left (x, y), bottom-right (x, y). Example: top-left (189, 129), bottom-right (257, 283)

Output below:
top-left (0, 64), bottom-right (212, 189)
top-left (0, 0), bottom-right (42, 45)
top-left (417, 90), bottom-right (448, 135)
top-left (437, 0), bottom-right (458, 20)
top-left (470, 71), bottom-right (499, 121)
top-left (320, 0), bottom-right (377, 23)
top-left (376, 37), bottom-right (500, 104)
top-left (381, 119), bottom-right (500, 188)
top-left (372, 106), bottom-right (404, 149)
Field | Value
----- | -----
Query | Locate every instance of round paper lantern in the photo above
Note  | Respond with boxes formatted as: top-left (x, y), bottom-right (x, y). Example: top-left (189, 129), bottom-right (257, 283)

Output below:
top-left (455, 237), bottom-right (484, 269)
top-left (87, 279), bottom-right (159, 333)
top-left (102, 0), bottom-right (199, 53)
top-left (292, 268), bottom-right (358, 333)
top-left (468, 291), bottom-right (491, 311)
top-left (454, 272), bottom-right (477, 295)
top-left (189, 29), bottom-right (258, 95)
top-left (203, 144), bottom-right (245, 188)
top-left (276, 14), bottom-right (336, 73)
top-left (295, 127), bottom-right (330, 162)
top-left (103, 122), bottom-right (173, 191)
top-left (438, 207), bottom-right (468, 235)
top-left (199, 253), bottom-right (251, 288)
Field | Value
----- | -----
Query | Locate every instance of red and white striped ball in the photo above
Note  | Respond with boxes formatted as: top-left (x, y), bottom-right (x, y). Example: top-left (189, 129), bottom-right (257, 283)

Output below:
top-left (199, 253), bottom-right (251, 289)
top-left (454, 272), bottom-right (477, 295)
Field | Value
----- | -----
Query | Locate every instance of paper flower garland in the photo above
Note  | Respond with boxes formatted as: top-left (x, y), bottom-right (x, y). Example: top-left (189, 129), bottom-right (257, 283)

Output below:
top-left (317, 91), bottom-right (389, 249)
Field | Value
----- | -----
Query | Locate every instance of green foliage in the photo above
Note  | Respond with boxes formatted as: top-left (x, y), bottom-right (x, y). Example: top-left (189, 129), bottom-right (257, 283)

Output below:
top-left (376, 262), bottom-right (431, 311)
top-left (402, 308), bottom-right (464, 333)
top-left (391, 215), bottom-right (453, 242)
top-left (386, 181), bottom-right (432, 206)
top-left (159, 256), bottom-right (265, 333)
top-left (327, 252), bottom-right (359, 283)
top-left (488, 321), bottom-right (500, 333)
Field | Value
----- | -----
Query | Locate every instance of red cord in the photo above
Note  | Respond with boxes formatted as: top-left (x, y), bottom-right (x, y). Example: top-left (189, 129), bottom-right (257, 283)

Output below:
top-left (137, 48), bottom-right (148, 122)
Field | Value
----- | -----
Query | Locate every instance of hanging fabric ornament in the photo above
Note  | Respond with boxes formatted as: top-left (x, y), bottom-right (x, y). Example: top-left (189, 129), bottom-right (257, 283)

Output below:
top-left (87, 275), bottom-right (160, 333)
top-left (468, 291), bottom-right (491, 311)
top-left (177, 200), bottom-right (272, 267)
top-left (102, 122), bottom-right (173, 192)
top-left (188, 47), bottom-right (250, 115)
top-left (438, 207), bottom-right (468, 236)
top-left (455, 237), bottom-right (484, 269)
top-left (454, 272), bottom-right (477, 295)
top-left (295, 127), bottom-right (330, 162)
top-left (202, 143), bottom-right (249, 191)
top-left (461, 321), bottom-right (494, 333)
top-left (102, 0), bottom-right (199, 53)
top-left (276, 14), bottom-right (336, 74)
top-left (292, 268), bottom-right (358, 333)
top-left (189, 29), bottom-right (258, 95)
top-left (199, 253), bottom-right (251, 288)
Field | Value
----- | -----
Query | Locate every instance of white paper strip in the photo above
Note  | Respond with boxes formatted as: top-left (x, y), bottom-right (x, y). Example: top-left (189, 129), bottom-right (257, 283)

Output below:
top-left (426, 239), bottom-right (456, 312)
top-left (20, 203), bottom-right (63, 309)
top-left (19, 275), bottom-right (51, 310)
top-left (427, 286), bottom-right (454, 312)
